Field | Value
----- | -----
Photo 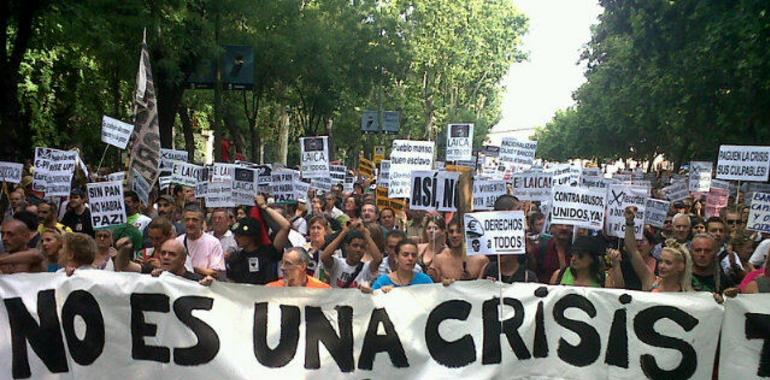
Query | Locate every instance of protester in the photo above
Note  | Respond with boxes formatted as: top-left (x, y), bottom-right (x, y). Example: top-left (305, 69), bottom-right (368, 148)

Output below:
top-left (690, 233), bottom-right (733, 293)
top-left (304, 215), bottom-right (331, 281)
top-left (177, 203), bottom-right (225, 278)
top-left (114, 237), bottom-right (214, 285)
top-left (61, 188), bottom-right (94, 236)
top-left (39, 228), bottom-right (63, 272)
top-left (549, 235), bottom-right (606, 288)
top-left (428, 217), bottom-right (488, 283)
top-left (372, 240), bottom-right (432, 292)
top-left (227, 217), bottom-right (282, 284)
top-left (321, 219), bottom-right (382, 289)
top-left (288, 201), bottom-right (308, 237)
top-left (741, 260), bottom-right (769, 294)
top-left (58, 232), bottom-right (98, 273)
top-left (210, 208), bottom-right (238, 259)
top-left (609, 207), bottom-right (659, 290)
top-left (124, 190), bottom-right (152, 232)
top-left (137, 217), bottom-right (176, 267)
top-left (417, 215), bottom-right (446, 269)
top-left (749, 234), bottom-right (770, 268)
top-left (93, 228), bottom-right (116, 270)
top-left (266, 247), bottom-right (330, 288)
top-left (0, 217), bottom-right (43, 273)
top-left (37, 200), bottom-right (71, 235)
top-left (531, 223), bottom-right (572, 283)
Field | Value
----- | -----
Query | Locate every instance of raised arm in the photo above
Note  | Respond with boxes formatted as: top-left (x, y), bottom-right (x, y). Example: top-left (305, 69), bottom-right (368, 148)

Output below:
top-left (623, 206), bottom-right (654, 290)
top-left (361, 224), bottom-right (383, 276)
top-left (114, 237), bottom-right (142, 272)
top-left (255, 195), bottom-right (291, 251)
top-left (0, 249), bottom-right (44, 266)
top-left (322, 225), bottom-right (348, 269)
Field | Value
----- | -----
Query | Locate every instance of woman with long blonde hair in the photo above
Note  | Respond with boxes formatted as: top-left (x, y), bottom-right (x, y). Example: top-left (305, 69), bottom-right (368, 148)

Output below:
top-left (649, 240), bottom-right (694, 292)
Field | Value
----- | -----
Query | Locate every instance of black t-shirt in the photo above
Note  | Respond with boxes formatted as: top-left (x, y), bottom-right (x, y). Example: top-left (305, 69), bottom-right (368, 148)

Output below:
top-left (692, 270), bottom-right (733, 293)
top-left (619, 254), bottom-right (643, 291)
top-left (140, 264), bottom-right (203, 281)
top-left (484, 262), bottom-right (538, 283)
top-left (226, 245), bottom-right (282, 285)
top-left (62, 208), bottom-right (94, 237)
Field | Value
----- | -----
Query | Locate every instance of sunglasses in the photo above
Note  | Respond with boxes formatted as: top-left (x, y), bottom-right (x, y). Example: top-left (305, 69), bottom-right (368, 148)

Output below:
top-left (726, 220), bottom-right (744, 225)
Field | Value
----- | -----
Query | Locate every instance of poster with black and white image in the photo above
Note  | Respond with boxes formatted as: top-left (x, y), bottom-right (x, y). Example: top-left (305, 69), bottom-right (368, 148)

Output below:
top-left (232, 167), bottom-right (257, 206)
top-left (211, 163), bottom-right (235, 183)
top-left (464, 211), bottom-right (525, 255)
top-left (330, 165), bottom-right (347, 185)
top-left (663, 179), bottom-right (690, 202)
top-left (605, 184), bottom-right (648, 239)
top-left (377, 160), bottom-right (390, 188)
top-left (445, 123), bottom-right (473, 162)
top-left (747, 192), bottom-right (770, 233)
top-left (86, 181), bottom-right (126, 229)
top-left (300, 136), bottom-right (330, 178)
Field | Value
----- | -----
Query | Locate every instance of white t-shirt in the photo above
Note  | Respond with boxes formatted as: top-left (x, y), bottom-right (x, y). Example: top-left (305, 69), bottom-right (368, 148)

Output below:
top-left (292, 217), bottom-right (308, 236)
top-left (129, 213), bottom-right (152, 233)
top-left (178, 233), bottom-right (225, 272)
top-left (212, 230), bottom-right (238, 256)
top-left (750, 239), bottom-right (770, 267)
top-left (324, 255), bottom-right (375, 288)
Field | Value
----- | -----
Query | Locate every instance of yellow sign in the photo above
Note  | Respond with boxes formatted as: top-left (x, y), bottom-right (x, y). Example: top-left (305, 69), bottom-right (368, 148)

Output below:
top-left (376, 186), bottom-right (406, 215)
top-left (373, 146), bottom-right (385, 165)
top-left (359, 154), bottom-right (375, 179)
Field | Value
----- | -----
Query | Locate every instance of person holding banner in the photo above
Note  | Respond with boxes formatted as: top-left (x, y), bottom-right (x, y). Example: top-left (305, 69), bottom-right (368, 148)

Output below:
top-left (39, 228), bottom-right (63, 272)
top-left (372, 241), bottom-right (433, 292)
top-left (321, 219), bottom-right (382, 289)
top-left (114, 237), bottom-right (214, 286)
top-left (740, 259), bottom-right (770, 294)
top-left (691, 233), bottom-right (735, 293)
top-left (267, 247), bottom-right (330, 288)
top-left (417, 215), bottom-right (447, 270)
top-left (304, 216), bottom-right (331, 282)
top-left (549, 236), bottom-right (606, 288)
top-left (0, 214), bottom-right (44, 273)
top-left (531, 224), bottom-right (573, 284)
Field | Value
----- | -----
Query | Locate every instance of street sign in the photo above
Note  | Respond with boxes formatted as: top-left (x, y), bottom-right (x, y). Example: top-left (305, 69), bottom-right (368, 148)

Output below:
top-left (361, 111), bottom-right (379, 133)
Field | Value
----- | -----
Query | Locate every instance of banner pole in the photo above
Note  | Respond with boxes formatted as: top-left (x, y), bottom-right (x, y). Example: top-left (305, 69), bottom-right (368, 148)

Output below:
top-left (95, 145), bottom-right (110, 176)
top-left (735, 180), bottom-right (741, 206)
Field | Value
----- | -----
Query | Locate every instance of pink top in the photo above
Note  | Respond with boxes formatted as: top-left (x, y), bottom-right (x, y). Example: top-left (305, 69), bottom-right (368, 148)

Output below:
top-left (177, 233), bottom-right (226, 272)
top-left (739, 268), bottom-right (767, 293)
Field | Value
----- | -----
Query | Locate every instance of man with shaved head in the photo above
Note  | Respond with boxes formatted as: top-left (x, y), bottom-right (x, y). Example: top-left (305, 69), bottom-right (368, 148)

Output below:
top-left (0, 218), bottom-right (44, 273)
top-left (114, 237), bottom-right (213, 285)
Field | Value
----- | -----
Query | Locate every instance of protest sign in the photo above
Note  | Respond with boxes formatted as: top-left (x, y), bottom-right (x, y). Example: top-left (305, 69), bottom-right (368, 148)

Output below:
top-left (376, 187), bottom-right (406, 215)
top-left (388, 140), bottom-right (434, 198)
top-left (720, 295), bottom-right (770, 379)
top-left (663, 179), bottom-right (690, 202)
top-left (688, 161), bottom-right (712, 193)
top-left (210, 163), bottom-right (235, 183)
top-left (644, 198), bottom-right (671, 228)
top-left (511, 172), bottom-right (553, 202)
top-left (605, 184), bottom-right (648, 239)
top-left (300, 136), bottom-right (330, 178)
top-left (100, 116), bottom-right (135, 149)
top-left (716, 145), bottom-right (770, 182)
top-left (160, 149), bottom-right (189, 170)
top-left (232, 167), bottom-right (257, 206)
top-left (272, 169), bottom-right (298, 202)
top-left (343, 176), bottom-right (355, 193)
top-left (310, 177), bottom-right (332, 194)
top-left (409, 171), bottom-right (459, 212)
top-left (330, 165), bottom-right (347, 184)
top-left (373, 146), bottom-right (385, 165)
top-left (358, 156), bottom-right (375, 180)
top-left (195, 181), bottom-right (208, 199)
top-left (547, 164), bottom-right (572, 186)
top-left (40, 148), bottom-right (78, 196)
top-left (472, 179), bottom-right (506, 211)
top-left (86, 181), bottom-right (126, 229)
top-left (294, 180), bottom-right (310, 202)
top-left (158, 176), bottom-right (171, 191)
top-left (377, 160), bottom-right (390, 188)
top-left (499, 137), bottom-right (537, 171)
top-left (0, 161), bottom-right (23, 184)
top-left (464, 211), bottom-right (525, 255)
top-left (445, 123), bottom-right (473, 162)
top-left (252, 165), bottom-right (272, 192)
top-left (206, 181), bottom-right (235, 208)
top-left (550, 186), bottom-right (607, 230)
top-left (705, 187), bottom-right (729, 218)
top-left (33, 147), bottom-right (54, 192)
top-left (106, 172), bottom-right (125, 183)
top-left (747, 192), bottom-right (770, 233)
top-left (171, 162), bottom-right (204, 187)
top-left (128, 38), bottom-right (162, 190)
top-left (131, 169), bottom-right (151, 205)
top-left (0, 273), bottom-right (722, 380)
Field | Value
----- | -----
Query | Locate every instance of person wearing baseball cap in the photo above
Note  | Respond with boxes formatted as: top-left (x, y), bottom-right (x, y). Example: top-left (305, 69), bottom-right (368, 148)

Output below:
top-left (550, 235), bottom-right (607, 288)
top-left (227, 216), bottom-right (283, 285)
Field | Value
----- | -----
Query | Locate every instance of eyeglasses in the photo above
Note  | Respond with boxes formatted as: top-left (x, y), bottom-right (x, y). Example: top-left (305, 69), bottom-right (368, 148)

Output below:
top-left (726, 220), bottom-right (744, 225)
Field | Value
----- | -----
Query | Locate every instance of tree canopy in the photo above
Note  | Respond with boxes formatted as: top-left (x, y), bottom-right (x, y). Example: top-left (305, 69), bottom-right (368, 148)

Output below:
top-left (0, 0), bottom-right (528, 168)
top-left (534, 0), bottom-right (770, 169)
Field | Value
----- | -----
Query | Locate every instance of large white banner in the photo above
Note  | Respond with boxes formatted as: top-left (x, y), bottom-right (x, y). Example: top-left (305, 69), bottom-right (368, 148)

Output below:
top-left (445, 124), bottom-right (473, 162)
top-left (720, 295), bottom-right (770, 379)
top-left (550, 186), bottom-right (607, 230)
top-left (464, 211), bottom-right (525, 255)
top-left (716, 145), bottom-right (770, 182)
top-left (101, 116), bottom-right (135, 150)
top-left (86, 181), bottom-right (127, 229)
top-left (300, 136), bottom-right (330, 179)
top-left (0, 272), bottom-right (722, 379)
top-left (388, 140), bottom-right (434, 198)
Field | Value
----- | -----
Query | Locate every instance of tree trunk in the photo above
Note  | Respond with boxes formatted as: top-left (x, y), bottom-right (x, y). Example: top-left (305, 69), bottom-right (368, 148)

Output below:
top-left (178, 105), bottom-right (196, 161)
top-left (277, 105), bottom-right (290, 165)
top-left (325, 116), bottom-right (334, 159)
top-left (155, 80), bottom-right (184, 149)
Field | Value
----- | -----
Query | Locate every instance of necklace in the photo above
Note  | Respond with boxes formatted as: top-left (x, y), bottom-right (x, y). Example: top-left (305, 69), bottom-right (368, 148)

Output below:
top-left (395, 271), bottom-right (412, 286)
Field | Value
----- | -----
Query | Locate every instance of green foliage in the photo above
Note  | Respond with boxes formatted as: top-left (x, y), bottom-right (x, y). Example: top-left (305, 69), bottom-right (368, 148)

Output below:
top-left (535, 0), bottom-right (770, 168)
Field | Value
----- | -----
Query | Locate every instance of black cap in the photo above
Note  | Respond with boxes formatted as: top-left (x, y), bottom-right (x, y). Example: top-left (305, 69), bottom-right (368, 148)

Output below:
top-left (570, 236), bottom-right (607, 257)
top-left (70, 188), bottom-right (85, 197)
top-left (231, 217), bottom-right (261, 237)
top-left (673, 200), bottom-right (686, 209)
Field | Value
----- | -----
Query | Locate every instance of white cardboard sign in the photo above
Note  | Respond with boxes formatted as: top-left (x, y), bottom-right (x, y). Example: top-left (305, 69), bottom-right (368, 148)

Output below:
top-left (86, 181), bottom-right (127, 229)
top-left (464, 211), bottom-right (525, 255)
top-left (101, 115), bottom-right (135, 149)
top-left (550, 186), bottom-right (607, 230)
top-left (445, 123), bottom-right (473, 162)
top-left (716, 145), bottom-right (770, 182)
top-left (388, 140), bottom-right (434, 198)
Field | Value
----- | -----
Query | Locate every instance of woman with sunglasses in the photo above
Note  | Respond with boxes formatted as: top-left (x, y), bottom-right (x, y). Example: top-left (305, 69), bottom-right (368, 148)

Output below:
top-left (550, 235), bottom-right (606, 288)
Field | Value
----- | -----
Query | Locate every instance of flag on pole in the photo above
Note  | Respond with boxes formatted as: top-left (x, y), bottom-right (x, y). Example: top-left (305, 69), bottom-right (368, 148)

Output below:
top-left (127, 29), bottom-right (161, 199)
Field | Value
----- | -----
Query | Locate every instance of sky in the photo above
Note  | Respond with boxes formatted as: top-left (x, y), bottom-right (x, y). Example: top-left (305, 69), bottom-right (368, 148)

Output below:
top-left (487, 0), bottom-right (604, 145)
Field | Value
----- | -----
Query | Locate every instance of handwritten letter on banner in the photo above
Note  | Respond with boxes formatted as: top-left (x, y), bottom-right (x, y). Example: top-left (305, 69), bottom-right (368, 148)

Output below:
top-left (0, 273), bottom-right (722, 379)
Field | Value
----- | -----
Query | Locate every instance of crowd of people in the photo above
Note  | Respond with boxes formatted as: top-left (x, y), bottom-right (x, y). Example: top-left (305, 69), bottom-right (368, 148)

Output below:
top-left (0, 165), bottom-right (768, 302)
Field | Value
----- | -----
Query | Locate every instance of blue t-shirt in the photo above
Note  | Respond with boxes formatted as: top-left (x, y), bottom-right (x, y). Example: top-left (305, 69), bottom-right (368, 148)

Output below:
top-left (372, 272), bottom-right (433, 290)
